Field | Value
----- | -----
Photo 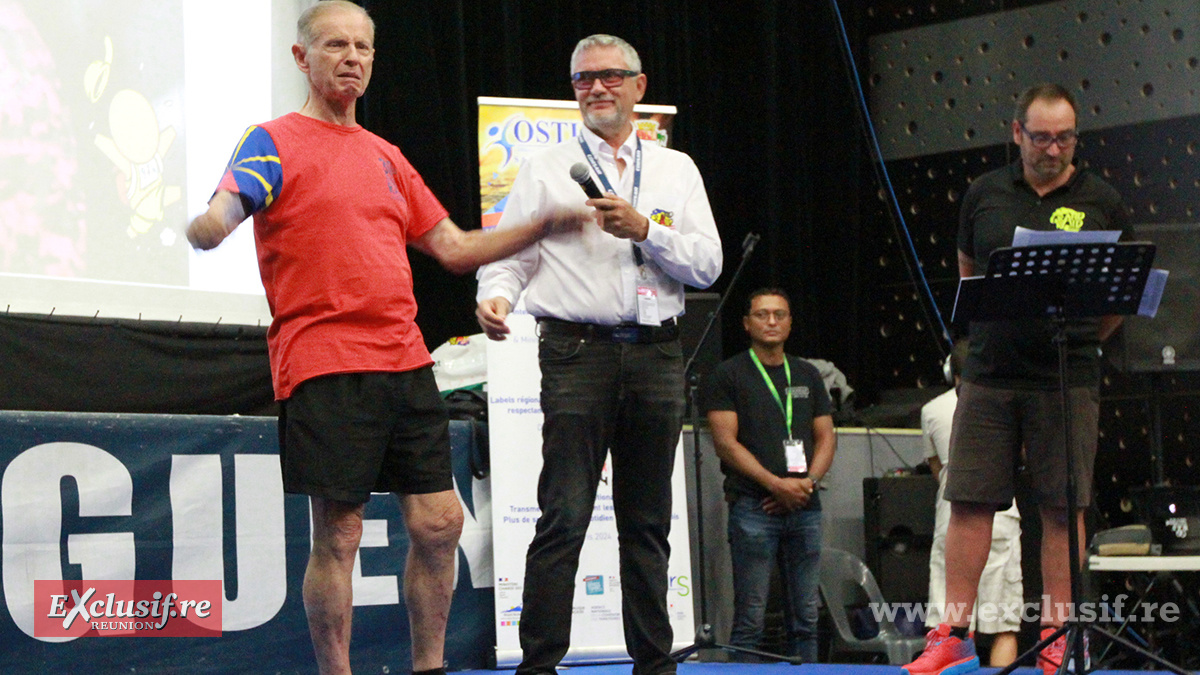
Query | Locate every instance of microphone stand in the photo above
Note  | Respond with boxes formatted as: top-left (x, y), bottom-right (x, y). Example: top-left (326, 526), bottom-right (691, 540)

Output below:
top-left (670, 234), bottom-right (801, 664)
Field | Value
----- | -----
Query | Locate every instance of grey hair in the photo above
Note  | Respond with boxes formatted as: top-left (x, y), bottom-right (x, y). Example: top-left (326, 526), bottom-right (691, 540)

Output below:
top-left (570, 34), bottom-right (641, 74)
top-left (297, 1), bottom-right (374, 48)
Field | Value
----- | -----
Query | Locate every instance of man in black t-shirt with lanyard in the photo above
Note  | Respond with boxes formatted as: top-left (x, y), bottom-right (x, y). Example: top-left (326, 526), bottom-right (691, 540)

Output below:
top-left (701, 287), bottom-right (836, 661)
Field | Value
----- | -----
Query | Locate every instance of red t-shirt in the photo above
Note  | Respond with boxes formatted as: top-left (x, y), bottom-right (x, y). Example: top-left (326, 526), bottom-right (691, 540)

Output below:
top-left (216, 113), bottom-right (448, 399)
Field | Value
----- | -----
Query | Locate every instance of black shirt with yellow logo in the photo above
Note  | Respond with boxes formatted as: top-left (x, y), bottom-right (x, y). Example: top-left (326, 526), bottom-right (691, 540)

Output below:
top-left (958, 160), bottom-right (1130, 388)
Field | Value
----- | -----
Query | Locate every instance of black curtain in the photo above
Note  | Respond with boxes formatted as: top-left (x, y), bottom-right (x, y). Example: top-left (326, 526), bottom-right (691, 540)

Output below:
top-left (0, 315), bottom-right (275, 415)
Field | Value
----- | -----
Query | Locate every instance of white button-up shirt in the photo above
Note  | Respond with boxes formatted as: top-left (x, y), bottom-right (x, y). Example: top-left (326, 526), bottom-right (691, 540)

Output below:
top-left (476, 124), bottom-right (723, 325)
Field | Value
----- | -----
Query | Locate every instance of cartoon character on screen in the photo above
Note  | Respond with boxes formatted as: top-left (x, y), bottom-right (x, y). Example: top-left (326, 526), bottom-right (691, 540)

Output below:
top-left (84, 36), bottom-right (113, 103)
top-left (93, 88), bottom-right (181, 238)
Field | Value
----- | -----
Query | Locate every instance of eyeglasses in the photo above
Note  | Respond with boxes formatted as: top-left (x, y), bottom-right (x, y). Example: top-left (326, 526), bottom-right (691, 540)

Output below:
top-left (1019, 122), bottom-right (1078, 149)
top-left (571, 69), bottom-right (639, 90)
top-left (749, 310), bottom-right (790, 322)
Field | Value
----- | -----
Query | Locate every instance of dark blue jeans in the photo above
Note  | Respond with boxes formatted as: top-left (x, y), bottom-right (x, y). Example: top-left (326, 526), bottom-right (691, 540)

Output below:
top-left (727, 495), bottom-right (823, 662)
top-left (516, 332), bottom-right (685, 675)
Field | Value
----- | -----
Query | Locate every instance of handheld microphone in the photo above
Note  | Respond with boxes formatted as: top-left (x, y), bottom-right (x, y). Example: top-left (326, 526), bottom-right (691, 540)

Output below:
top-left (569, 163), bottom-right (604, 199)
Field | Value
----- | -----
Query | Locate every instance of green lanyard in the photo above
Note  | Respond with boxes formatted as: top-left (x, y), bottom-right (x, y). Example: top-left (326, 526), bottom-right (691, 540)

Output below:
top-left (748, 349), bottom-right (792, 440)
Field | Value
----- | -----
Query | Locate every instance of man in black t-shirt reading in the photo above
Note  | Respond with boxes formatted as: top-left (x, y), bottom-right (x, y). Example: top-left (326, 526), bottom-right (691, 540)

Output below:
top-left (700, 287), bottom-right (836, 661)
top-left (903, 83), bottom-right (1129, 675)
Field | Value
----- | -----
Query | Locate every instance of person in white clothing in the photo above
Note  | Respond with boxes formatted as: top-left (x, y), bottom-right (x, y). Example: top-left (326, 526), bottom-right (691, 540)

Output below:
top-left (475, 34), bottom-right (722, 675)
top-left (922, 340), bottom-right (1022, 667)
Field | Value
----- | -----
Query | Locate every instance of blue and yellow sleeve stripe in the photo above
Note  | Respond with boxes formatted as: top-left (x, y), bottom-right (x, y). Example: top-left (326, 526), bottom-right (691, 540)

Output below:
top-left (216, 126), bottom-right (282, 214)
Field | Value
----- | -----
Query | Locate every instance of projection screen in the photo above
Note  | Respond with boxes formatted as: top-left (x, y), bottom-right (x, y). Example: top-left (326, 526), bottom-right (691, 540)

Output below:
top-left (1, 0), bottom-right (315, 326)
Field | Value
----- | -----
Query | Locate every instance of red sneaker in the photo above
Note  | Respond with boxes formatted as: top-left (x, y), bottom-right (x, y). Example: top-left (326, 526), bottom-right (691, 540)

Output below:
top-left (903, 624), bottom-right (980, 675)
top-left (1039, 627), bottom-right (1090, 675)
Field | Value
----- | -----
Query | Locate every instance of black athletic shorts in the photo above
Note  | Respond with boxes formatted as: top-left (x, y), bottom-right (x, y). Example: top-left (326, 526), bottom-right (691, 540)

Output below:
top-left (278, 368), bottom-right (452, 503)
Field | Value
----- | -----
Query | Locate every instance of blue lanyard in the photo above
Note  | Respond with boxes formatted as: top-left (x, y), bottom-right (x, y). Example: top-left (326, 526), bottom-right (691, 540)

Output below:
top-left (578, 133), bottom-right (642, 209)
top-left (578, 133), bottom-right (645, 266)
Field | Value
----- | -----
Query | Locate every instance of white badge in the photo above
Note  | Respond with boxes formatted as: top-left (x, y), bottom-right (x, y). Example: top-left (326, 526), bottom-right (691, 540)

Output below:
top-left (636, 285), bottom-right (660, 326)
top-left (784, 439), bottom-right (807, 474)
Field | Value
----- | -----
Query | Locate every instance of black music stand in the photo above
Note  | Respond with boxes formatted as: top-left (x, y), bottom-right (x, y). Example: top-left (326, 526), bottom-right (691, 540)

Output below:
top-left (954, 242), bottom-right (1188, 675)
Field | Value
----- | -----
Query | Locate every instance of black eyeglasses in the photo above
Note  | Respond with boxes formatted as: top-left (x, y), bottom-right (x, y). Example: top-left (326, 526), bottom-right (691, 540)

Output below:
top-left (1019, 122), bottom-right (1078, 149)
top-left (571, 69), bottom-right (639, 90)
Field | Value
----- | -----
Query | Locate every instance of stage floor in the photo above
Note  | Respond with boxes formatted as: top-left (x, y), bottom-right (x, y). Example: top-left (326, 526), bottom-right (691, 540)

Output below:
top-left (460, 662), bottom-right (1183, 675)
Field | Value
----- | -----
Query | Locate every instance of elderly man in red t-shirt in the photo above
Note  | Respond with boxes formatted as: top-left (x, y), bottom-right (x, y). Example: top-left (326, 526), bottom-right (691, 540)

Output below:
top-left (187, 3), bottom-right (580, 674)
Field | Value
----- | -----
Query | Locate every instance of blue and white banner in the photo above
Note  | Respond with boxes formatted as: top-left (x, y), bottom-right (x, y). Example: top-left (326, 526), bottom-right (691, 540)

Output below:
top-left (0, 412), bottom-right (494, 672)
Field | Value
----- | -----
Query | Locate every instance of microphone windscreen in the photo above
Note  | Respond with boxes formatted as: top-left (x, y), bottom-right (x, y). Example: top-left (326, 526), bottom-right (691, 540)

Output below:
top-left (569, 163), bottom-right (592, 185)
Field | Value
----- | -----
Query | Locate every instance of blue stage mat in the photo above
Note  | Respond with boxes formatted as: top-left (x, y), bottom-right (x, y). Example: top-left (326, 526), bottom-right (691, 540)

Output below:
top-left (458, 663), bottom-right (1181, 675)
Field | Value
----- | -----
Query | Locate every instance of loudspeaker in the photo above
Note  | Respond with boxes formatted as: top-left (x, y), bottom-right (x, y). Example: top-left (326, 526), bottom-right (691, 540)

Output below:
top-left (680, 292), bottom-right (723, 382)
top-left (862, 475), bottom-right (939, 603)
top-left (1113, 223), bottom-right (1200, 372)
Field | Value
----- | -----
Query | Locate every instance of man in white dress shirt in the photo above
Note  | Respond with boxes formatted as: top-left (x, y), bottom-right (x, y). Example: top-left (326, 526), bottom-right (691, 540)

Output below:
top-left (476, 33), bottom-right (722, 675)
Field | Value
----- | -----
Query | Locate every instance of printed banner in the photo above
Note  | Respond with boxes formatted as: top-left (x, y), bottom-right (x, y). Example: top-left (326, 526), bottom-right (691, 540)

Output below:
top-left (479, 96), bottom-right (676, 230)
top-left (0, 412), bottom-right (494, 671)
top-left (477, 97), bottom-right (695, 667)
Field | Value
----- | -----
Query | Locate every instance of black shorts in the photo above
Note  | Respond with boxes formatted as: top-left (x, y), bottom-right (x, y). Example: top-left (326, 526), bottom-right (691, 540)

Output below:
top-left (278, 368), bottom-right (452, 504)
top-left (945, 381), bottom-right (1099, 508)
